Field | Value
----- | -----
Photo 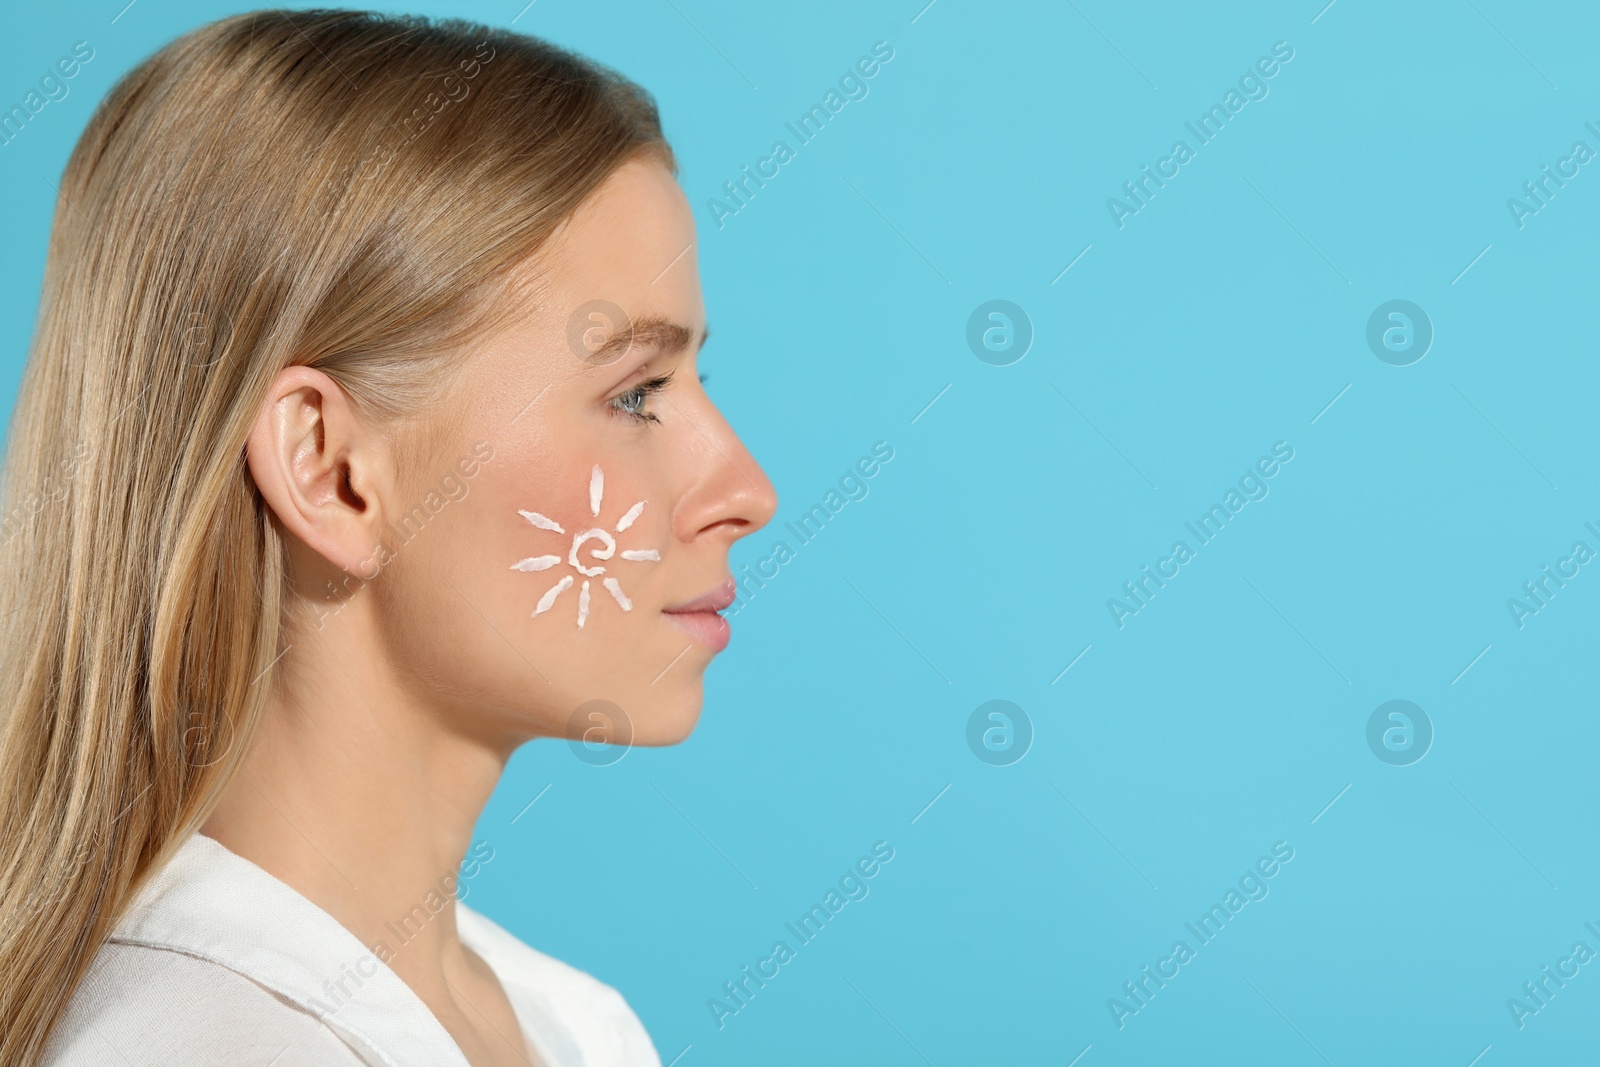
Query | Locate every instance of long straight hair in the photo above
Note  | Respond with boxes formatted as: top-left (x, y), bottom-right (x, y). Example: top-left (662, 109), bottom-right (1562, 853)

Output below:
top-left (0, 10), bottom-right (673, 1062)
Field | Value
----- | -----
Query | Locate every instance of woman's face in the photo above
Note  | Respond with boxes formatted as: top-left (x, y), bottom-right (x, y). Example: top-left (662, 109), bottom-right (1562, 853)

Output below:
top-left (374, 159), bottom-right (776, 749)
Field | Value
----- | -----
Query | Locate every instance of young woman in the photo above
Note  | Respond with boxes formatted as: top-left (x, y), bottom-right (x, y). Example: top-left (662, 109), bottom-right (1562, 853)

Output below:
top-left (0, 10), bottom-right (776, 1065)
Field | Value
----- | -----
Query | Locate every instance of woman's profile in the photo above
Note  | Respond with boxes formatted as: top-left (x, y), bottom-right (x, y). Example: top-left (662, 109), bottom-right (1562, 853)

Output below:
top-left (0, 9), bottom-right (776, 1065)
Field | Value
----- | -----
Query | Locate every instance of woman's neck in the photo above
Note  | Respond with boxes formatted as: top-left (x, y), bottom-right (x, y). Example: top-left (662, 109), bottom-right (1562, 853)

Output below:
top-left (200, 601), bottom-right (521, 1049)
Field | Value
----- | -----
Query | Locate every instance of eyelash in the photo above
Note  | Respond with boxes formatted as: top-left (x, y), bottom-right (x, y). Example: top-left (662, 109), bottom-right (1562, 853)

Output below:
top-left (608, 371), bottom-right (709, 425)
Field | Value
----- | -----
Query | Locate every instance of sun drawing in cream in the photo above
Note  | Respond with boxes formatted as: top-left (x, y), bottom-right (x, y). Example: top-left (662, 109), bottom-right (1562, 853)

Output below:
top-left (511, 464), bottom-right (659, 628)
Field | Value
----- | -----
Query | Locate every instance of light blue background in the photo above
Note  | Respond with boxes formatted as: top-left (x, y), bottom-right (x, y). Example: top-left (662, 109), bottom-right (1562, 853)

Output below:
top-left (4, 1), bottom-right (1598, 1064)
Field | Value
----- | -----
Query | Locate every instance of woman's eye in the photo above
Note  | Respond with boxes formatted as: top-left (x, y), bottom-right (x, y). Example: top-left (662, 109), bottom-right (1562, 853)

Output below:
top-left (613, 387), bottom-right (650, 418)
top-left (608, 371), bottom-right (674, 424)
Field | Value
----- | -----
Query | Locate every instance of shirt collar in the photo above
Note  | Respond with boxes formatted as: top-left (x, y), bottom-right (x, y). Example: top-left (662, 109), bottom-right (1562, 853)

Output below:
top-left (109, 831), bottom-right (520, 1067)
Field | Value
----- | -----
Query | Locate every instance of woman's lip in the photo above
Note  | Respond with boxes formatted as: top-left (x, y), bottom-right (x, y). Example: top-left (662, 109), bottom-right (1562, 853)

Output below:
top-left (664, 577), bottom-right (736, 614)
top-left (662, 609), bottom-right (731, 652)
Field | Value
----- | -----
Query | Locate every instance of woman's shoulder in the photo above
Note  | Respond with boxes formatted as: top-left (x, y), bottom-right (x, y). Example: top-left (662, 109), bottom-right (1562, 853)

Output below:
top-left (42, 939), bottom-right (364, 1065)
top-left (455, 901), bottom-right (661, 1067)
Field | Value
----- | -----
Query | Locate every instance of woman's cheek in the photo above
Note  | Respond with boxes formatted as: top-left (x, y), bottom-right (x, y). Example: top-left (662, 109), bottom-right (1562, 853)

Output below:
top-left (504, 461), bottom-right (660, 629)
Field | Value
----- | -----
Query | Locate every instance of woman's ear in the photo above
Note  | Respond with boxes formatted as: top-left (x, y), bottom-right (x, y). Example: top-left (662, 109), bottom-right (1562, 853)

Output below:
top-left (245, 366), bottom-right (392, 575)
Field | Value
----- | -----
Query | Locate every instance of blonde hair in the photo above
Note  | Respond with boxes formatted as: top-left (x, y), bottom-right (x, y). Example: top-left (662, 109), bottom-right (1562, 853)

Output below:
top-left (0, 10), bottom-right (673, 1062)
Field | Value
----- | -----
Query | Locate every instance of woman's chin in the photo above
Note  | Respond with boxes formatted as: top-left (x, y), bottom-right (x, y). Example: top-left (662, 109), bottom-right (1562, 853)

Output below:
top-left (528, 678), bottom-right (705, 751)
top-left (626, 687), bottom-right (704, 747)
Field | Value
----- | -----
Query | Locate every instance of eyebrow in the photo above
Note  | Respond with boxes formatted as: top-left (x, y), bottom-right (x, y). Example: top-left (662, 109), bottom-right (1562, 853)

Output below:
top-left (588, 314), bottom-right (707, 366)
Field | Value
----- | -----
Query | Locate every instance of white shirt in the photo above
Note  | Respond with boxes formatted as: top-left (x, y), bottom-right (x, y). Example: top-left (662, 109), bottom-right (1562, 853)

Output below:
top-left (43, 832), bottom-right (661, 1067)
